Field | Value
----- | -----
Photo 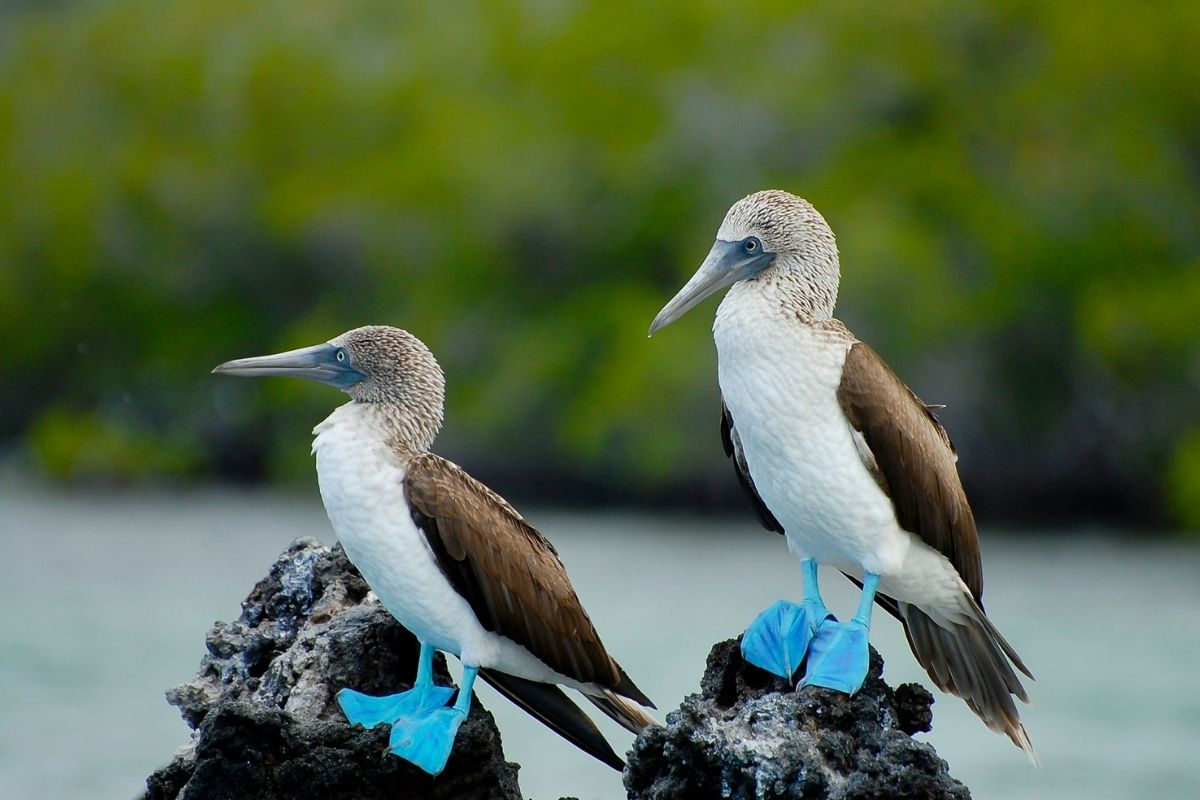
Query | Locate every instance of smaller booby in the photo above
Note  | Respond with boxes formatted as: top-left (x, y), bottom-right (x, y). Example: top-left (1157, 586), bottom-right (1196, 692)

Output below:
top-left (213, 326), bottom-right (654, 775)
top-left (649, 190), bottom-right (1035, 760)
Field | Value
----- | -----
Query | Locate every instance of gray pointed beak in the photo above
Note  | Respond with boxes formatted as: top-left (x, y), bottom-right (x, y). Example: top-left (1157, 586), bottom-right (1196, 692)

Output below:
top-left (212, 342), bottom-right (366, 390)
top-left (648, 239), bottom-right (775, 336)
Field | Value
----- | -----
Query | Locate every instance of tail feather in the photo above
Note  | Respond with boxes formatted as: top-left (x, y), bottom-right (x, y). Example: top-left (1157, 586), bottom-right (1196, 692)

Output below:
top-left (583, 689), bottom-right (659, 735)
top-left (900, 602), bottom-right (1038, 765)
top-left (477, 669), bottom-right (625, 771)
top-left (844, 571), bottom-right (1035, 762)
top-left (611, 664), bottom-right (656, 709)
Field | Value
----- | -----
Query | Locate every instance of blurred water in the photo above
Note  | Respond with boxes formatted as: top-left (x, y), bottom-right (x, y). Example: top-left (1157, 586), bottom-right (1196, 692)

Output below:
top-left (1, 486), bottom-right (1198, 800)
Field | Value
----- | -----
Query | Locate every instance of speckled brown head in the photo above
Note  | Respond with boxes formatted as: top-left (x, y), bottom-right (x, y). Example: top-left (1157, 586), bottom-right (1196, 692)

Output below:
top-left (331, 326), bottom-right (446, 410)
top-left (649, 190), bottom-right (841, 333)
top-left (213, 324), bottom-right (446, 449)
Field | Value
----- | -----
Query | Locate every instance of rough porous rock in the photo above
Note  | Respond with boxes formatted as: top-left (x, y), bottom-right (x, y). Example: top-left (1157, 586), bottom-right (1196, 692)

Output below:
top-left (624, 638), bottom-right (970, 800)
top-left (144, 537), bottom-right (521, 800)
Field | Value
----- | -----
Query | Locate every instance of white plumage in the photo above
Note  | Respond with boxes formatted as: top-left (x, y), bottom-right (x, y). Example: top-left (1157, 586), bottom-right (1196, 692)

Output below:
top-left (715, 282), bottom-right (977, 625)
top-left (312, 402), bottom-right (590, 689)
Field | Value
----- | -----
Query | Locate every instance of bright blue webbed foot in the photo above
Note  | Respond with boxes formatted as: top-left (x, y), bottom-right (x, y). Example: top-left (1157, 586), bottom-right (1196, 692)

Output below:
top-left (387, 705), bottom-right (469, 775)
top-left (800, 617), bottom-right (871, 694)
top-left (337, 683), bottom-right (455, 730)
top-left (340, 653), bottom-right (480, 777)
top-left (740, 597), bottom-right (837, 680)
top-left (800, 571), bottom-right (881, 695)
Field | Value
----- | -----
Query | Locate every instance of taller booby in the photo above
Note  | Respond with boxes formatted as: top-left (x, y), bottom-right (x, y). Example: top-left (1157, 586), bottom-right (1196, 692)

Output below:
top-left (649, 190), bottom-right (1035, 760)
top-left (213, 325), bottom-right (654, 775)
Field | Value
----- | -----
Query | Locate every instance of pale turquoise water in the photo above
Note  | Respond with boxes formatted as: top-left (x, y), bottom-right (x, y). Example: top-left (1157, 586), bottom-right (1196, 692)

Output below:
top-left (1, 486), bottom-right (1198, 799)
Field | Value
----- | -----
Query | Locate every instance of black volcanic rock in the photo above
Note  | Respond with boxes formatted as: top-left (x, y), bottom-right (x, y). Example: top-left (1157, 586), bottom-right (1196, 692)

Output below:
top-left (144, 537), bottom-right (521, 800)
top-left (624, 638), bottom-right (969, 800)
top-left (143, 537), bottom-right (973, 800)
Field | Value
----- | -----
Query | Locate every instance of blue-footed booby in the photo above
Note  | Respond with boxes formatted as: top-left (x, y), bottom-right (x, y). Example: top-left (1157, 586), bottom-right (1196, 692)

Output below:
top-left (649, 190), bottom-right (1035, 760)
top-left (213, 325), bottom-right (655, 775)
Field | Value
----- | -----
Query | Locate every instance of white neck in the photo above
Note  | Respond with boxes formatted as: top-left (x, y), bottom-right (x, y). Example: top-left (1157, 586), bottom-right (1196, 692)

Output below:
top-left (312, 402), bottom-right (433, 462)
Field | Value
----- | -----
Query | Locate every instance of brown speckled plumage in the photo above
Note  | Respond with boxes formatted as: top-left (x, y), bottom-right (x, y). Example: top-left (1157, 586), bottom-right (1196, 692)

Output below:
top-left (334, 325), bottom-right (446, 453)
top-left (720, 190), bottom-right (840, 321)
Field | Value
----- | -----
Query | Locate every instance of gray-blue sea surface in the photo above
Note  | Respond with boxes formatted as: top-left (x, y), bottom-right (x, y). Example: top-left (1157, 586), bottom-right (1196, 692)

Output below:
top-left (1, 485), bottom-right (1197, 800)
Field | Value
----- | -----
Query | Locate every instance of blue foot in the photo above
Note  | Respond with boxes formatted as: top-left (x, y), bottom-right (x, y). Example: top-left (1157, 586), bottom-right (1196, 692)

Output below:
top-left (800, 571), bottom-right (880, 694)
top-left (337, 684), bottom-right (455, 729)
top-left (740, 597), bottom-right (836, 679)
top-left (336, 642), bottom-right (475, 775)
top-left (387, 705), bottom-right (469, 775)
top-left (800, 618), bottom-right (871, 694)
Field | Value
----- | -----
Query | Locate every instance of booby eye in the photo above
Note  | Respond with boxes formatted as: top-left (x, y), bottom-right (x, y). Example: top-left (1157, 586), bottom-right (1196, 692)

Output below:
top-left (336, 349), bottom-right (347, 363)
top-left (742, 237), bottom-right (762, 254)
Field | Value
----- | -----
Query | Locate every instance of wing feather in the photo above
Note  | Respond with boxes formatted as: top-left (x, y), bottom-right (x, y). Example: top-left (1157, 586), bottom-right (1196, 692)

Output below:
top-left (836, 342), bottom-right (983, 600)
top-left (836, 341), bottom-right (1034, 759)
top-left (403, 453), bottom-right (653, 707)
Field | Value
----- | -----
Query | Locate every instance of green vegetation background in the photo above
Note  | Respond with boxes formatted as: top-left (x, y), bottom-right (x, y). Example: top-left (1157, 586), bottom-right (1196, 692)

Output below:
top-left (2, 0), bottom-right (1198, 528)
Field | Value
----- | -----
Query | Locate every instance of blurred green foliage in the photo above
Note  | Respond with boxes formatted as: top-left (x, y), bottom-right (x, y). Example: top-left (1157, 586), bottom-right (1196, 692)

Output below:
top-left (1, 0), bottom-right (1198, 527)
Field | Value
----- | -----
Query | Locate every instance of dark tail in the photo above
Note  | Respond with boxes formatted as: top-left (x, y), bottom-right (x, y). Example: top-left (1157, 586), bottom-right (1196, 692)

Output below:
top-left (900, 601), bottom-right (1037, 763)
top-left (478, 669), bottom-right (625, 771)
top-left (845, 572), bottom-right (1036, 762)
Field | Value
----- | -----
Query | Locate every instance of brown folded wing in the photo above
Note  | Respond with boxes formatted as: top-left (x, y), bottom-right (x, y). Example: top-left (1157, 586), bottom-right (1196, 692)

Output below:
top-left (836, 341), bottom-right (1034, 756)
top-left (403, 453), bottom-right (651, 706)
top-left (836, 341), bottom-right (983, 601)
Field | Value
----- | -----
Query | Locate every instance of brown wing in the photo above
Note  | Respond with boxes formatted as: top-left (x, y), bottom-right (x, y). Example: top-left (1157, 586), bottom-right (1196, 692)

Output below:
top-left (836, 342), bottom-right (983, 600)
top-left (721, 400), bottom-right (784, 535)
top-left (838, 342), bottom-right (1035, 758)
top-left (403, 453), bottom-right (652, 706)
